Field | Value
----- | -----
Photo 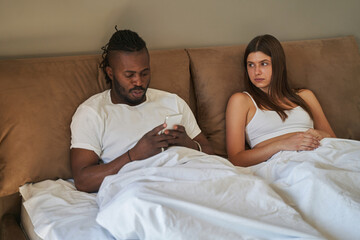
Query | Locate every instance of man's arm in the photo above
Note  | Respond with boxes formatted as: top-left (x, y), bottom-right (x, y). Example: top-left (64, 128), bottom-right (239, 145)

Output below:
top-left (71, 123), bottom-right (174, 193)
top-left (192, 132), bottom-right (214, 155)
top-left (164, 125), bottom-right (214, 155)
top-left (71, 148), bottom-right (131, 193)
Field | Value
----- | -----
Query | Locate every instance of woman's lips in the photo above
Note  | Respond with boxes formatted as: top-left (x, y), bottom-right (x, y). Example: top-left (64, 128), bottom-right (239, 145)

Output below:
top-left (254, 78), bottom-right (264, 82)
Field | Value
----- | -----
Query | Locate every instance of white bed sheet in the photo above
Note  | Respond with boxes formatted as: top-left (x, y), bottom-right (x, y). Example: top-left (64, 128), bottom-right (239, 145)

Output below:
top-left (20, 179), bottom-right (114, 240)
top-left (250, 138), bottom-right (360, 240)
top-left (21, 202), bottom-right (43, 240)
top-left (20, 147), bottom-right (323, 240)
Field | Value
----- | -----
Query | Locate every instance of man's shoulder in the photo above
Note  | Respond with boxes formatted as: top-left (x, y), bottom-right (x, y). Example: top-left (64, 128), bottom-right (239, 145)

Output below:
top-left (80, 89), bottom-right (110, 107)
top-left (147, 88), bottom-right (181, 101)
top-left (75, 89), bottom-right (111, 117)
top-left (148, 88), bottom-right (175, 96)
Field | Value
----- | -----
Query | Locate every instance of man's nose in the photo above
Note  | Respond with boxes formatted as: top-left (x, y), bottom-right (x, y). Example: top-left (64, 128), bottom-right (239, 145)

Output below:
top-left (132, 74), bottom-right (142, 85)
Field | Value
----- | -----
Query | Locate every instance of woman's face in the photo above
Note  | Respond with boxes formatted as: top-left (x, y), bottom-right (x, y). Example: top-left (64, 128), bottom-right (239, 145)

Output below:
top-left (246, 51), bottom-right (272, 93)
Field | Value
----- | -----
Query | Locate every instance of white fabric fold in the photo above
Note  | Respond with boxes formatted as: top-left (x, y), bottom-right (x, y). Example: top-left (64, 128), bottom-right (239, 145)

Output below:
top-left (20, 179), bottom-right (114, 240)
top-left (96, 147), bottom-right (321, 240)
top-left (250, 138), bottom-right (360, 240)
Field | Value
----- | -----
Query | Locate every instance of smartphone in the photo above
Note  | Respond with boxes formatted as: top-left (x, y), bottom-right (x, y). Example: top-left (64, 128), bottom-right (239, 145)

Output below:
top-left (161, 113), bottom-right (183, 133)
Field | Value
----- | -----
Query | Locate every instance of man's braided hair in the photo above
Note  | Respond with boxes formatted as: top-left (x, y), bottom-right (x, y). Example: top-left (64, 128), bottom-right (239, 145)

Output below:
top-left (100, 27), bottom-right (147, 87)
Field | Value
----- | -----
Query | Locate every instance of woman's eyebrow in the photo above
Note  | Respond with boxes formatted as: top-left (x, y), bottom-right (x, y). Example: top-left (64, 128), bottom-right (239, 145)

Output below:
top-left (247, 59), bottom-right (270, 63)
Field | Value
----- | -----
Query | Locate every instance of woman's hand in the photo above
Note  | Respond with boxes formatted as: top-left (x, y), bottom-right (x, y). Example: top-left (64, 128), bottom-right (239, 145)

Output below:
top-left (279, 132), bottom-right (320, 151)
top-left (305, 128), bottom-right (332, 140)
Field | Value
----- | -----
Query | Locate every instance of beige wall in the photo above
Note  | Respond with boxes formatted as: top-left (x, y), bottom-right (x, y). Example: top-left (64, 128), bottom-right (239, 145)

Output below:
top-left (0, 0), bottom-right (359, 59)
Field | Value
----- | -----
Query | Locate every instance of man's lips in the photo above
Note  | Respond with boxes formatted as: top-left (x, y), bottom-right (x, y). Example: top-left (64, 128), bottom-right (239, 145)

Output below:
top-left (130, 89), bottom-right (144, 97)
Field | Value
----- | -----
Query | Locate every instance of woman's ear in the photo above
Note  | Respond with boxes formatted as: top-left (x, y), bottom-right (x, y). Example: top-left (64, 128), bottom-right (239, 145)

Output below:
top-left (105, 66), bottom-right (113, 80)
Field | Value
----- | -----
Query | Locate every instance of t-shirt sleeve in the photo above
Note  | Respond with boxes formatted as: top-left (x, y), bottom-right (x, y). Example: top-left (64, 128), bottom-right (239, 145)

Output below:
top-left (176, 96), bottom-right (201, 139)
top-left (70, 105), bottom-right (103, 157)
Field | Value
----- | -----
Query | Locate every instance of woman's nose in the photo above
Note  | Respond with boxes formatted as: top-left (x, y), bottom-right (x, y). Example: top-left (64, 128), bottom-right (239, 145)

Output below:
top-left (255, 66), bottom-right (261, 75)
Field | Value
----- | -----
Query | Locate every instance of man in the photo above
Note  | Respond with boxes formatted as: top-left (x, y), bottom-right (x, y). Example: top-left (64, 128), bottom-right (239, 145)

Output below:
top-left (70, 29), bottom-right (213, 193)
top-left (69, 30), bottom-right (321, 240)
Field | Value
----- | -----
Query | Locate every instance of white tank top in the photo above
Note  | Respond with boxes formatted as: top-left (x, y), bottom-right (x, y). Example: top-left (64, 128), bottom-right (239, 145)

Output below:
top-left (244, 92), bottom-right (313, 148)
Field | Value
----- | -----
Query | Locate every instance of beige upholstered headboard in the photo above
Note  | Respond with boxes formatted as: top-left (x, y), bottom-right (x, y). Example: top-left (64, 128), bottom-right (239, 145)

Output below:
top-left (0, 49), bottom-right (192, 197)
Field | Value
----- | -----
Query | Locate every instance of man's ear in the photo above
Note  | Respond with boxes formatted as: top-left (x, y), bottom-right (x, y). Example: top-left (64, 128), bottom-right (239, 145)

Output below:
top-left (105, 66), bottom-right (113, 80)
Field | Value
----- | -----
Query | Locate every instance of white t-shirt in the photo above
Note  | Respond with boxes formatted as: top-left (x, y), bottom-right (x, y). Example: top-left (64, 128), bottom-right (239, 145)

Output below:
top-left (70, 88), bottom-right (201, 163)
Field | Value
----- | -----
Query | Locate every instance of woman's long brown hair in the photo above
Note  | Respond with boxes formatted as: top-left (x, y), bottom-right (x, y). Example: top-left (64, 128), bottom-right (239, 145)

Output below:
top-left (244, 34), bottom-right (313, 121)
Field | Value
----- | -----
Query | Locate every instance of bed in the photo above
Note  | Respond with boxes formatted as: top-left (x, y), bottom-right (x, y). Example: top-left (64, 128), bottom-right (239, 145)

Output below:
top-left (20, 147), bottom-right (324, 240)
top-left (1, 36), bottom-right (359, 239)
top-left (19, 139), bottom-right (360, 239)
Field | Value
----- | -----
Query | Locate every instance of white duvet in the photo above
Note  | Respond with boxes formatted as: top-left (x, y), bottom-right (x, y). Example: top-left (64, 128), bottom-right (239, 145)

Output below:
top-left (250, 138), bottom-right (360, 240)
top-left (21, 147), bottom-right (322, 240)
top-left (21, 139), bottom-right (360, 240)
top-left (95, 147), bottom-right (321, 240)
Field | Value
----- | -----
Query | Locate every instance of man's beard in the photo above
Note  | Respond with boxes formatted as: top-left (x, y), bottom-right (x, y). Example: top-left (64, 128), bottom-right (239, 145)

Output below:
top-left (113, 77), bottom-right (149, 106)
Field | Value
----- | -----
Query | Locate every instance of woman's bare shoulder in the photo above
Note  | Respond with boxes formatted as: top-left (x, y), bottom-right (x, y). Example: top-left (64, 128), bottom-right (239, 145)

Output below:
top-left (228, 92), bottom-right (252, 104)
top-left (296, 89), bottom-right (317, 101)
top-left (296, 88), bottom-right (314, 96)
top-left (227, 92), bottom-right (253, 116)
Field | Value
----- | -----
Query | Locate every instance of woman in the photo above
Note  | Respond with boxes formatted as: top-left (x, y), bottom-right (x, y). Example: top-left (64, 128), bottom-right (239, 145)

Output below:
top-left (226, 34), bottom-right (360, 239)
top-left (226, 34), bottom-right (336, 167)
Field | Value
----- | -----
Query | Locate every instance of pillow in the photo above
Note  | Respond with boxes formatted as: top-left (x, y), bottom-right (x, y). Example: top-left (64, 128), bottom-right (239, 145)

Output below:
top-left (187, 45), bottom-right (246, 157)
top-left (282, 36), bottom-right (360, 140)
top-left (0, 55), bottom-right (106, 196)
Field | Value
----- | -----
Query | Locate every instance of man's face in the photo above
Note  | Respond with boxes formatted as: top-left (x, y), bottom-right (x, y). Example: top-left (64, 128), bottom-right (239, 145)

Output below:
top-left (106, 49), bottom-right (151, 106)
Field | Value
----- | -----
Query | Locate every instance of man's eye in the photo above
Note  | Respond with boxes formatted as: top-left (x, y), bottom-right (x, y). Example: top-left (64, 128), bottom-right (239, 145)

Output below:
top-left (126, 74), bottom-right (134, 78)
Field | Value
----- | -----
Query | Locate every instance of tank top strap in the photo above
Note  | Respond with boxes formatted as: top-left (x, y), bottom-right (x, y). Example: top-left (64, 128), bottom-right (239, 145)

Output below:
top-left (243, 91), bottom-right (259, 109)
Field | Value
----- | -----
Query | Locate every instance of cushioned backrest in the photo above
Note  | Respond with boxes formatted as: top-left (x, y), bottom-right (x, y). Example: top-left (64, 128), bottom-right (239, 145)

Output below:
top-left (149, 49), bottom-right (195, 112)
top-left (282, 36), bottom-right (360, 140)
top-left (0, 55), bottom-right (105, 196)
top-left (187, 46), bottom-right (245, 157)
top-left (188, 36), bottom-right (360, 158)
top-left (0, 49), bottom-right (191, 196)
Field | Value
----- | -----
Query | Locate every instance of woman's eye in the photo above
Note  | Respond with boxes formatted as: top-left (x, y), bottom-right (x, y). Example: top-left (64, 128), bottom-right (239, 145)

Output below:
top-left (248, 63), bottom-right (254, 67)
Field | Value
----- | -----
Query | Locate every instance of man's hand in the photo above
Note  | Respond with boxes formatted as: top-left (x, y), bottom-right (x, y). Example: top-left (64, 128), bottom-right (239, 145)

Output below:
top-left (163, 125), bottom-right (198, 150)
top-left (130, 123), bottom-right (174, 160)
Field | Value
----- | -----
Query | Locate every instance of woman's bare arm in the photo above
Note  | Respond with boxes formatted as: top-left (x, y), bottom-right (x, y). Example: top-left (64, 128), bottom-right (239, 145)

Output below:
top-left (298, 89), bottom-right (336, 138)
top-left (226, 92), bottom-right (320, 167)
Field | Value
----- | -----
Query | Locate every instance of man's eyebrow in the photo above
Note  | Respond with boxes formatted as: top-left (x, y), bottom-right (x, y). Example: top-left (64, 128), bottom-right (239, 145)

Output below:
top-left (124, 68), bottom-right (150, 73)
top-left (140, 68), bottom-right (150, 74)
